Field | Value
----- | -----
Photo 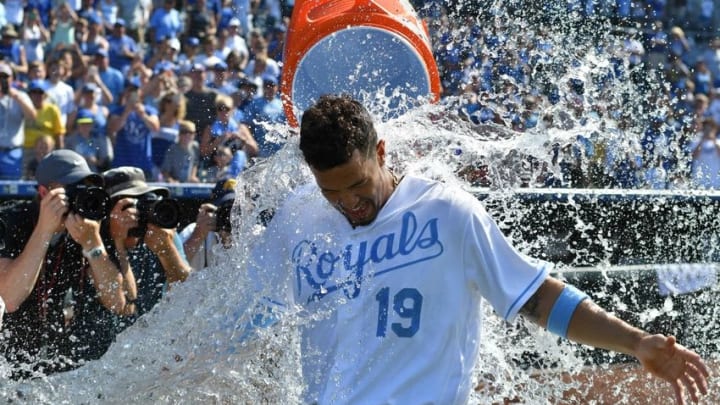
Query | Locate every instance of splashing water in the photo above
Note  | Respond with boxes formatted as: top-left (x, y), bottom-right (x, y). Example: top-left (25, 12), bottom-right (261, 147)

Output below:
top-left (2, 2), bottom-right (719, 403)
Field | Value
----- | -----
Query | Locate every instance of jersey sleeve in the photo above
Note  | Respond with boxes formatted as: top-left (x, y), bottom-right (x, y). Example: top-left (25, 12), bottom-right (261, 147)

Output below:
top-left (461, 197), bottom-right (551, 323)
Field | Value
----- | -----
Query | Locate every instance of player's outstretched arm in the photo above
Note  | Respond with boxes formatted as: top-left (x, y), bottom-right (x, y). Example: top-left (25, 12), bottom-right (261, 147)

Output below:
top-left (520, 277), bottom-right (710, 404)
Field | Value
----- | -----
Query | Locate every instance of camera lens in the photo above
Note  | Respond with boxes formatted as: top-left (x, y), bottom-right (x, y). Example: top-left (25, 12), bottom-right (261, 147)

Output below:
top-left (151, 199), bottom-right (180, 229)
top-left (67, 184), bottom-right (111, 221)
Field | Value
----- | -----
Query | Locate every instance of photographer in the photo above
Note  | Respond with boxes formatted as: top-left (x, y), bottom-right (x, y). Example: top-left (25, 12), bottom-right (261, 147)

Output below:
top-left (180, 178), bottom-right (237, 270)
top-left (0, 150), bottom-right (132, 376)
top-left (102, 166), bottom-right (191, 319)
top-left (0, 62), bottom-right (37, 180)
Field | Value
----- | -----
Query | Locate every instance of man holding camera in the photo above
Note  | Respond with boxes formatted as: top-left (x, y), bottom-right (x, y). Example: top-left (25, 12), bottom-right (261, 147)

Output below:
top-left (0, 149), bottom-right (132, 375)
top-left (180, 177), bottom-right (237, 270)
top-left (102, 166), bottom-right (191, 319)
top-left (0, 62), bottom-right (38, 179)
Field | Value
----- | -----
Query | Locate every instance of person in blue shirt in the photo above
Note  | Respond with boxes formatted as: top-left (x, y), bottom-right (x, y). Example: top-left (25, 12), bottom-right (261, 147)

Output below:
top-left (106, 77), bottom-right (160, 180)
top-left (107, 19), bottom-right (139, 74)
top-left (244, 74), bottom-right (285, 157)
top-left (148, 0), bottom-right (183, 43)
top-left (91, 48), bottom-right (125, 105)
top-left (200, 93), bottom-right (258, 175)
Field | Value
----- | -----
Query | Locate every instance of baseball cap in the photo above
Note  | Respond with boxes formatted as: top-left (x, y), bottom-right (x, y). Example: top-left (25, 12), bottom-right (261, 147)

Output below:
top-left (82, 82), bottom-right (99, 93)
top-left (125, 76), bottom-right (142, 88)
top-left (88, 13), bottom-right (102, 25)
top-left (76, 108), bottom-right (95, 124)
top-left (186, 37), bottom-right (200, 47)
top-left (102, 166), bottom-right (169, 199)
top-left (191, 62), bottom-right (206, 73)
top-left (114, 18), bottom-right (126, 27)
top-left (237, 76), bottom-right (259, 89)
top-left (228, 18), bottom-right (241, 27)
top-left (168, 37), bottom-right (181, 51)
top-left (262, 74), bottom-right (278, 85)
top-left (214, 61), bottom-right (228, 71)
top-left (153, 61), bottom-right (176, 76)
top-left (28, 80), bottom-right (48, 93)
top-left (36, 150), bottom-right (103, 187)
top-left (0, 63), bottom-right (11, 76)
top-left (94, 48), bottom-right (109, 58)
top-left (211, 178), bottom-right (237, 206)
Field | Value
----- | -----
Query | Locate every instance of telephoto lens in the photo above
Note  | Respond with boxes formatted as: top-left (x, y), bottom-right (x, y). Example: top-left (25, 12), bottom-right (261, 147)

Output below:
top-left (215, 202), bottom-right (233, 233)
top-left (129, 193), bottom-right (181, 237)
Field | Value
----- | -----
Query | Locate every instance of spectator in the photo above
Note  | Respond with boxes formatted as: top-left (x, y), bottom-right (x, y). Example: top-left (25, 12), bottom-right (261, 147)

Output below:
top-left (107, 77), bottom-right (160, 179)
top-left (45, 59), bottom-right (76, 126)
top-left (183, 63), bottom-right (218, 138)
top-left (244, 74), bottom-right (285, 157)
top-left (0, 24), bottom-right (28, 76)
top-left (153, 90), bottom-right (186, 177)
top-left (225, 18), bottom-right (249, 67)
top-left (231, 76), bottom-right (259, 124)
top-left (185, 0), bottom-right (217, 39)
top-left (149, 0), bottom-right (183, 43)
top-left (200, 93), bottom-right (258, 171)
top-left (161, 119), bottom-right (200, 182)
top-left (688, 117), bottom-right (720, 189)
top-left (0, 63), bottom-right (37, 179)
top-left (68, 82), bottom-right (111, 136)
top-left (23, 134), bottom-right (56, 180)
top-left (116, 0), bottom-right (148, 47)
top-left (204, 144), bottom-right (233, 181)
top-left (243, 36), bottom-right (280, 90)
top-left (102, 166), bottom-right (192, 319)
top-left (49, 3), bottom-right (78, 51)
top-left (176, 37), bottom-right (202, 73)
top-left (22, 8), bottom-right (51, 65)
top-left (84, 14), bottom-right (111, 57)
top-left (65, 108), bottom-right (114, 172)
top-left (180, 177), bottom-right (237, 270)
top-left (24, 80), bottom-right (65, 171)
top-left (0, 149), bottom-right (132, 376)
top-left (107, 19), bottom-right (139, 74)
top-left (90, 48), bottom-right (124, 105)
top-left (207, 61), bottom-right (237, 94)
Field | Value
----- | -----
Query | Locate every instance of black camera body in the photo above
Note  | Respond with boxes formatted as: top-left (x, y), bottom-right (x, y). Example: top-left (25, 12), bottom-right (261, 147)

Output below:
top-left (65, 184), bottom-right (111, 221)
top-left (128, 192), bottom-right (181, 237)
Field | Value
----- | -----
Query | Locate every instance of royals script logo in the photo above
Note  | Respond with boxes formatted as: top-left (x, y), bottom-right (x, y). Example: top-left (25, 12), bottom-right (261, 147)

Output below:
top-left (292, 211), bottom-right (444, 302)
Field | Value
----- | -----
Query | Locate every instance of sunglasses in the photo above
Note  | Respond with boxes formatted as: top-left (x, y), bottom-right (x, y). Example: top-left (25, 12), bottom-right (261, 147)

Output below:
top-left (217, 105), bottom-right (230, 112)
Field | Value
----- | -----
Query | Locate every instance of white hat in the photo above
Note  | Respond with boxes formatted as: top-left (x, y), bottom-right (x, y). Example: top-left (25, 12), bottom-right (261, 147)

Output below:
top-left (228, 18), bottom-right (241, 27)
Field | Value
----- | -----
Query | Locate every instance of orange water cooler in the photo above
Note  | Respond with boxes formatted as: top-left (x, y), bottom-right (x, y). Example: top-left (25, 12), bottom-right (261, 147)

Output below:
top-left (280, 0), bottom-right (441, 127)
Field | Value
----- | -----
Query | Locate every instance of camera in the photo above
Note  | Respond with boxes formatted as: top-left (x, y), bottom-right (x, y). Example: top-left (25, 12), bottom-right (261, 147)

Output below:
top-left (215, 202), bottom-right (232, 233)
top-left (65, 183), bottom-right (111, 221)
top-left (128, 192), bottom-right (180, 237)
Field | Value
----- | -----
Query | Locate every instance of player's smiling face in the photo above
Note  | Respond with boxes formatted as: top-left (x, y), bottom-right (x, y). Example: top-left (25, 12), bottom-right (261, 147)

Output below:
top-left (312, 143), bottom-right (388, 227)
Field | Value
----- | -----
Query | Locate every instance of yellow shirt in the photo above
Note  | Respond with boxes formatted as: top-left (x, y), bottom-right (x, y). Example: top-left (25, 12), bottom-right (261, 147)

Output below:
top-left (24, 102), bottom-right (65, 149)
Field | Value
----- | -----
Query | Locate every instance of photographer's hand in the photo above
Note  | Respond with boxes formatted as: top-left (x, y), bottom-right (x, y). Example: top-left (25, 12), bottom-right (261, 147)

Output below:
top-left (65, 213), bottom-right (102, 249)
top-left (37, 188), bottom-right (70, 235)
top-left (109, 198), bottom-right (139, 245)
top-left (145, 224), bottom-right (191, 283)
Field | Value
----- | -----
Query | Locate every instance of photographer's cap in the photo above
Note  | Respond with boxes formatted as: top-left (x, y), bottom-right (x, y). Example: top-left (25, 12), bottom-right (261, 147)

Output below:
top-left (36, 150), bottom-right (103, 187)
top-left (211, 177), bottom-right (237, 206)
top-left (102, 166), bottom-right (169, 198)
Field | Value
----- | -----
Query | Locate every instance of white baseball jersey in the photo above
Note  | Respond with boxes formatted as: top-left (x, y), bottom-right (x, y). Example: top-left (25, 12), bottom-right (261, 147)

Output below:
top-left (252, 175), bottom-right (551, 404)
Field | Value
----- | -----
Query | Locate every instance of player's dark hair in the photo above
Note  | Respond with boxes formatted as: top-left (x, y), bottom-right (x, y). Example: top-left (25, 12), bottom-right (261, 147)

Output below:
top-left (299, 94), bottom-right (377, 171)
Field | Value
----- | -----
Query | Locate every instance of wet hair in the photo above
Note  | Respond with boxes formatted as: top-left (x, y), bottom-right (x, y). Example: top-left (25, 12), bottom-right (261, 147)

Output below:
top-left (299, 94), bottom-right (377, 171)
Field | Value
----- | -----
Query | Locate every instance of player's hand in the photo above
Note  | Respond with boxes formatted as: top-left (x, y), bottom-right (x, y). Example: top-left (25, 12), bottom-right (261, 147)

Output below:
top-left (634, 334), bottom-right (710, 404)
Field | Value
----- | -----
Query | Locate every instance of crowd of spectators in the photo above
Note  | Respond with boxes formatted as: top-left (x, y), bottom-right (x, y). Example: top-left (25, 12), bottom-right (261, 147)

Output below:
top-left (2, 0), bottom-right (720, 191)
top-left (0, 0), bottom-right (290, 185)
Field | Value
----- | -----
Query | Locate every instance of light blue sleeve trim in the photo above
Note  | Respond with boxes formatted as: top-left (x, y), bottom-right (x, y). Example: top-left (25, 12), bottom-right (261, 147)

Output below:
top-left (547, 284), bottom-right (589, 338)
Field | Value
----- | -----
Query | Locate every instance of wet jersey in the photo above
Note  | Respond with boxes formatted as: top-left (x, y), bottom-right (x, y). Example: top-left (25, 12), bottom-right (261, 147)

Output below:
top-left (254, 175), bottom-right (551, 404)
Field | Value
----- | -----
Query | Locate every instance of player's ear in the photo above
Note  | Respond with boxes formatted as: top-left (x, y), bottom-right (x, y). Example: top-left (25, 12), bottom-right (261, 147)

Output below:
top-left (376, 139), bottom-right (386, 166)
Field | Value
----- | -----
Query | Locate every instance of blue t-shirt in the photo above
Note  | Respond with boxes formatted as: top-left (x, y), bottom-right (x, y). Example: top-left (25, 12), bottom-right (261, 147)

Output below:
top-left (111, 104), bottom-right (159, 176)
